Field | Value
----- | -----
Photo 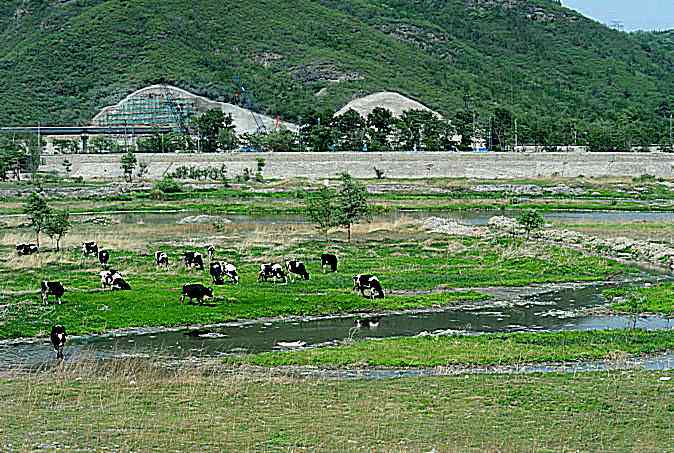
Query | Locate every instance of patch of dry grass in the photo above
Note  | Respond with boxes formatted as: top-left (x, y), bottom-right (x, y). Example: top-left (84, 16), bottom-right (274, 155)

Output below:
top-left (1, 360), bottom-right (671, 452)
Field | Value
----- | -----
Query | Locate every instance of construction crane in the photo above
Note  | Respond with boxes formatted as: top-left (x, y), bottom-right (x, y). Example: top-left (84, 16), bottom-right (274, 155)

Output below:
top-left (160, 84), bottom-right (191, 135)
top-left (232, 76), bottom-right (268, 134)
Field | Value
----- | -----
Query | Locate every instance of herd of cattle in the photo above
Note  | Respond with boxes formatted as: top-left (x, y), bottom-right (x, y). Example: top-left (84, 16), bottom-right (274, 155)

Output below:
top-left (16, 240), bottom-right (386, 359)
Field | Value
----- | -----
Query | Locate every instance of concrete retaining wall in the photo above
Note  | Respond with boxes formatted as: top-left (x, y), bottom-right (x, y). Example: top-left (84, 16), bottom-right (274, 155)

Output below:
top-left (39, 152), bottom-right (674, 180)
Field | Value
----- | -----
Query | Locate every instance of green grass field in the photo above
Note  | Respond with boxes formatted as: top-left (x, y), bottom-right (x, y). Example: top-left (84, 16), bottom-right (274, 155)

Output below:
top-left (1, 363), bottom-right (672, 451)
top-left (226, 329), bottom-right (674, 368)
top-left (605, 283), bottom-right (674, 315)
top-left (0, 230), bottom-right (632, 339)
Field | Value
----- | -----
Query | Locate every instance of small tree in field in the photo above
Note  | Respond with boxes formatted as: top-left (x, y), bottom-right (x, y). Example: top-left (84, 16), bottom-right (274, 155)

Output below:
top-left (24, 192), bottom-right (51, 246)
top-left (120, 149), bottom-right (137, 182)
top-left (305, 186), bottom-right (338, 237)
top-left (44, 210), bottom-right (71, 252)
top-left (335, 173), bottom-right (370, 242)
top-left (517, 209), bottom-right (544, 239)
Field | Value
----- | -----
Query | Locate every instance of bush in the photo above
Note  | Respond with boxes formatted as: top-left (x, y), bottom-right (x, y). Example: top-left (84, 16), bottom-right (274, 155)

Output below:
top-left (153, 177), bottom-right (182, 194)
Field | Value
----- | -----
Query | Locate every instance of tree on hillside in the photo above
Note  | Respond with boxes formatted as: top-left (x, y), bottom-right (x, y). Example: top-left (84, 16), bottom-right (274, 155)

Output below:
top-left (453, 110), bottom-right (475, 151)
top-left (333, 109), bottom-right (367, 151)
top-left (488, 108), bottom-right (513, 151)
top-left (194, 110), bottom-right (236, 153)
top-left (367, 107), bottom-right (394, 151)
top-left (335, 173), bottom-right (370, 242)
top-left (120, 149), bottom-right (138, 182)
top-left (44, 209), bottom-right (71, 252)
top-left (24, 192), bottom-right (51, 246)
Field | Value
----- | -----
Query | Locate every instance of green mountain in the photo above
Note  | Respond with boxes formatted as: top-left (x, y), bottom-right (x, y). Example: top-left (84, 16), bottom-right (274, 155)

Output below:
top-left (1, 0), bottom-right (673, 143)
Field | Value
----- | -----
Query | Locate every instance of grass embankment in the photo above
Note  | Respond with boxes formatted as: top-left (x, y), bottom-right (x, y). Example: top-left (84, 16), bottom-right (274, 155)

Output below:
top-left (0, 235), bottom-right (632, 340)
top-left (4, 179), bottom-right (674, 216)
top-left (605, 283), bottom-right (674, 315)
top-left (1, 364), bottom-right (672, 451)
top-left (227, 329), bottom-right (674, 368)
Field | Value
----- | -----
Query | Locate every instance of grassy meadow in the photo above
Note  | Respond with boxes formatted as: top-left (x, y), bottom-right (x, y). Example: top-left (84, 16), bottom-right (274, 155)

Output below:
top-left (0, 214), bottom-right (632, 339)
top-left (1, 362), bottom-right (672, 451)
top-left (227, 329), bottom-right (674, 368)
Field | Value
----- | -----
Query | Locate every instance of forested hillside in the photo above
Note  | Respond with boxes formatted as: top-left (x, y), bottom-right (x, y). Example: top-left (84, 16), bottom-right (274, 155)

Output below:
top-left (0, 0), bottom-right (673, 145)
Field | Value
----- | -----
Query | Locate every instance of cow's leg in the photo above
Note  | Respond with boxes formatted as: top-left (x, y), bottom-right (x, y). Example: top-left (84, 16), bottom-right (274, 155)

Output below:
top-left (42, 292), bottom-right (48, 305)
top-left (180, 295), bottom-right (185, 304)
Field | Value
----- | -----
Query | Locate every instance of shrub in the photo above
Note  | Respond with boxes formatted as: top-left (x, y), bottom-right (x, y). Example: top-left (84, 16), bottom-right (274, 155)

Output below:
top-left (153, 177), bottom-right (182, 194)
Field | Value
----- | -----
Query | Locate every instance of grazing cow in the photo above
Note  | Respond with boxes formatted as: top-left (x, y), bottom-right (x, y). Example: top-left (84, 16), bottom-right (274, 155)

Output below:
top-left (16, 243), bottom-right (39, 256)
top-left (98, 249), bottom-right (110, 266)
top-left (82, 241), bottom-right (99, 256)
top-left (180, 284), bottom-right (213, 304)
top-left (257, 263), bottom-right (287, 283)
top-left (286, 260), bottom-right (310, 281)
top-left (155, 251), bottom-right (169, 267)
top-left (207, 245), bottom-right (216, 260)
top-left (209, 261), bottom-right (225, 285)
top-left (321, 253), bottom-right (338, 273)
top-left (111, 274), bottom-right (131, 291)
top-left (41, 281), bottom-right (65, 305)
top-left (352, 274), bottom-right (385, 299)
top-left (183, 251), bottom-right (205, 270)
top-left (50, 325), bottom-right (67, 360)
top-left (355, 316), bottom-right (382, 329)
top-left (223, 263), bottom-right (240, 284)
top-left (100, 270), bottom-right (115, 289)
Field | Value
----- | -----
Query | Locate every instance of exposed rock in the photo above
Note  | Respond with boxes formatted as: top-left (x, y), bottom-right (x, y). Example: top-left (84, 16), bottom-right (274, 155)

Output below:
top-left (422, 217), bottom-right (488, 237)
top-left (487, 215), bottom-right (674, 268)
top-left (291, 62), bottom-right (364, 83)
top-left (471, 184), bottom-right (586, 196)
top-left (253, 51), bottom-right (284, 67)
top-left (177, 215), bottom-right (232, 225)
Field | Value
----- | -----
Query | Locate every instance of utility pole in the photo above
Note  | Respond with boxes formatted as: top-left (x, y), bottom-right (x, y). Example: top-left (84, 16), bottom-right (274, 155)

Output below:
top-left (670, 114), bottom-right (672, 151)
top-left (514, 118), bottom-right (518, 151)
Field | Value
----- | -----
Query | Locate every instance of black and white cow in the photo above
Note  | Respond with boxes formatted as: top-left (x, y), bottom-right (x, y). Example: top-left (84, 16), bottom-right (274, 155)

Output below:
top-left (207, 245), bottom-right (216, 260)
top-left (82, 241), bottom-right (99, 257)
top-left (321, 253), bottom-right (338, 273)
top-left (41, 281), bottom-right (65, 305)
top-left (50, 325), bottom-right (67, 360)
top-left (16, 243), bottom-right (39, 256)
top-left (223, 263), bottom-right (240, 284)
top-left (111, 273), bottom-right (131, 291)
top-left (98, 249), bottom-right (110, 266)
top-left (180, 284), bottom-right (213, 304)
top-left (183, 252), bottom-right (205, 270)
top-left (352, 274), bottom-right (385, 299)
top-left (100, 270), bottom-right (116, 289)
top-left (286, 260), bottom-right (310, 281)
top-left (209, 261), bottom-right (225, 285)
top-left (257, 263), bottom-right (287, 283)
top-left (355, 316), bottom-right (382, 329)
top-left (155, 251), bottom-right (169, 267)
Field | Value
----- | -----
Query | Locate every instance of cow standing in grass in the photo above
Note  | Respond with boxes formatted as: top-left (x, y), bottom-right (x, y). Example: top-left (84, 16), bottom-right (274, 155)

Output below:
top-left (184, 252), bottom-right (204, 270)
top-left (50, 325), bottom-right (67, 360)
top-left (180, 284), bottom-right (213, 304)
top-left (16, 244), bottom-right (39, 256)
top-left (207, 245), bottom-right (216, 261)
top-left (82, 242), bottom-right (98, 257)
top-left (286, 260), bottom-right (310, 281)
top-left (321, 253), bottom-right (338, 273)
top-left (210, 261), bottom-right (225, 285)
top-left (352, 274), bottom-right (385, 299)
top-left (41, 281), bottom-right (65, 305)
top-left (258, 263), bottom-right (287, 283)
top-left (155, 251), bottom-right (169, 267)
top-left (98, 249), bottom-right (110, 267)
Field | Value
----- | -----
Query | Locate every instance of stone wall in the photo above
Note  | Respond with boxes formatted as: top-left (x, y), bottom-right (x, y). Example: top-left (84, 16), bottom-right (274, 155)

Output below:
top-left (39, 152), bottom-right (674, 180)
